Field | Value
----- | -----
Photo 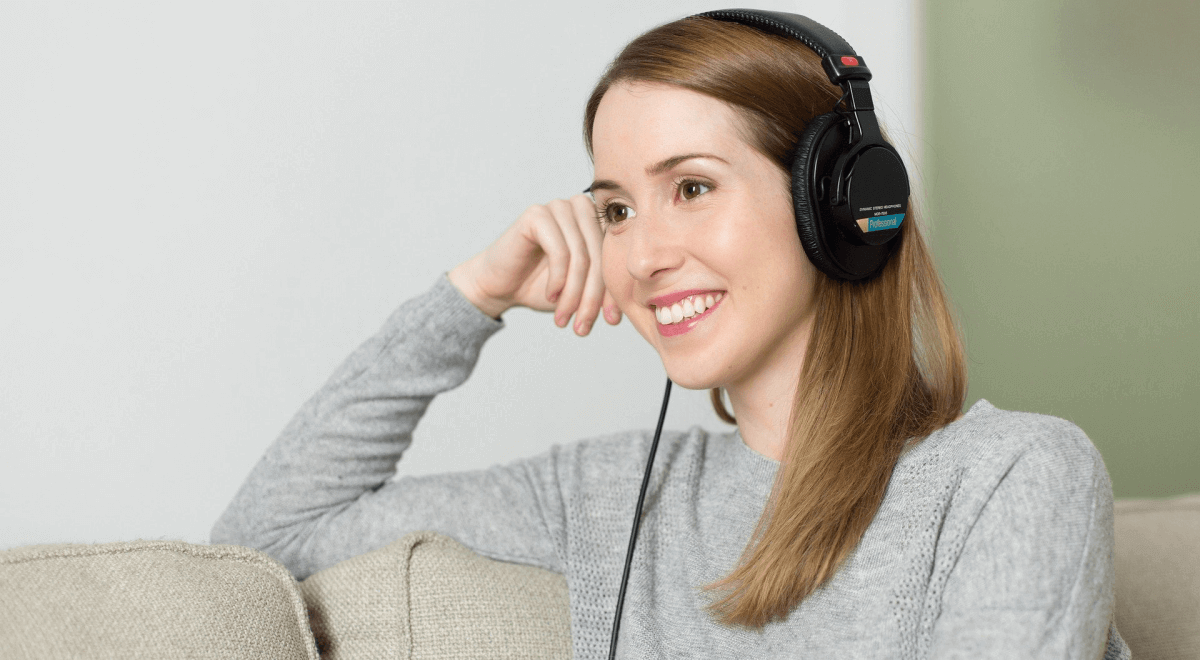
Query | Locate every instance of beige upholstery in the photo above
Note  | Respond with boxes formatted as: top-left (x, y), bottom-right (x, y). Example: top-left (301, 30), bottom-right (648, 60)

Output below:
top-left (1114, 493), bottom-right (1200, 660)
top-left (300, 537), bottom-right (408, 658)
top-left (0, 540), bottom-right (318, 660)
top-left (2, 496), bottom-right (1196, 659)
top-left (301, 531), bottom-right (572, 660)
top-left (0, 533), bottom-right (571, 660)
top-left (405, 532), bottom-right (572, 659)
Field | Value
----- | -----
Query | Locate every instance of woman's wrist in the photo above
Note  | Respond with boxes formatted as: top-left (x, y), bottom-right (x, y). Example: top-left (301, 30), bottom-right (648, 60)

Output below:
top-left (448, 259), bottom-right (509, 320)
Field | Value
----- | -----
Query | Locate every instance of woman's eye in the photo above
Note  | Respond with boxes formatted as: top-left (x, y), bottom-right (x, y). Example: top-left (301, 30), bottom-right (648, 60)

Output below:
top-left (679, 180), bottom-right (711, 200)
top-left (600, 203), bottom-right (636, 225)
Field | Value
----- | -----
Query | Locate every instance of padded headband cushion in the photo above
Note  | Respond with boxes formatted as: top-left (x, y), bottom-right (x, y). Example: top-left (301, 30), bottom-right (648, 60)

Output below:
top-left (695, 9), bottom-right (856, 60)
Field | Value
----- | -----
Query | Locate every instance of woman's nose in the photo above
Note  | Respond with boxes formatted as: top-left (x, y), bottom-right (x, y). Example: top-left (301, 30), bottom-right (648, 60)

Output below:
top-left (625, 211), bottom-right (685, 281)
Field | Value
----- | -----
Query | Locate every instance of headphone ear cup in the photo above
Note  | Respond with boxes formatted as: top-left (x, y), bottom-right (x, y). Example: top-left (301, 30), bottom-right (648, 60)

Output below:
top-left (790, 112), bottom-right (851, 280)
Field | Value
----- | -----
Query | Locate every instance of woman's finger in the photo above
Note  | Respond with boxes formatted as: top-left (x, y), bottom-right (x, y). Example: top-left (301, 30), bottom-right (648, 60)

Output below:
top-left (569, 194), bottom-right (607, 335)
top-left (545, 198), bottom-right (591, 328)
top-left (523, 206), bottom-right (571, 309)
top-left (602, 289), bottom-right (622, 325)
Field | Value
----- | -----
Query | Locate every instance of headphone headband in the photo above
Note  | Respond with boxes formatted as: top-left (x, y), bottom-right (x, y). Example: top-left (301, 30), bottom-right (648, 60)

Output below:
top-left (694, 9), bottom-right (874, 87)
top-left (696, 9), bottom-right (853, 59)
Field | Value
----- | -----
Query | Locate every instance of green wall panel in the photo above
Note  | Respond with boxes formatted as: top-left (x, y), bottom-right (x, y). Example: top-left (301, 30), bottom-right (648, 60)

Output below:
top-left (925, 0), bottom-right (1199, 496)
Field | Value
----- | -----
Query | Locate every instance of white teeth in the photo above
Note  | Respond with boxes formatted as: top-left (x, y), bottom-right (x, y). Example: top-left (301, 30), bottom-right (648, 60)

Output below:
top-left (654, 293), bottom-right (722, 325)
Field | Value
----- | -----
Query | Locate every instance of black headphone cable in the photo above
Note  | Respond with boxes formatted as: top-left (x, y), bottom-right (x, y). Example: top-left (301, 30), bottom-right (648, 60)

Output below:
top-left (608, 377), bottom-right (673, 660)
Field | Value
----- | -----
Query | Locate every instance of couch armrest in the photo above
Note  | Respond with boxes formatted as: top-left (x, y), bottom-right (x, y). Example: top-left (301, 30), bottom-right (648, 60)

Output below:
top-left (0, 540), bottom-right (318, 660)
top-left (1114, 493), bottom-right (1200, 660)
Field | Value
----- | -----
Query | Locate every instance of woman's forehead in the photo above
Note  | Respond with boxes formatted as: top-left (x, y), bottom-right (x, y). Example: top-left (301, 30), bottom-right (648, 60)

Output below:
top-left (591, 82), bottom-right (749, 176)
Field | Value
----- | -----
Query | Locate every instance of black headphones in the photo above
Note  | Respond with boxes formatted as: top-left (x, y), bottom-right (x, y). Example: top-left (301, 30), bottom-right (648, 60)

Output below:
top-left (695, 9), bottom-right (910, 281)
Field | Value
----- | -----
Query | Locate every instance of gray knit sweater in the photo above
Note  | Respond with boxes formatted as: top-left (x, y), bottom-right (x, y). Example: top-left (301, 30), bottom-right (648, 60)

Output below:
top-left (212, 276), bottom-right (1132, 659)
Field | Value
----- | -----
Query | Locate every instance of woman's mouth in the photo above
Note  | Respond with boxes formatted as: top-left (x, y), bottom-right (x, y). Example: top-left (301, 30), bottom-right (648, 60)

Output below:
top-left (653, 292), bottom-right (723, 337)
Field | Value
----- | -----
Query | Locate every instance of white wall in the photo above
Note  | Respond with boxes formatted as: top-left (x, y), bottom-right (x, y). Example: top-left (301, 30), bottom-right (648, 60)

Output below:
top-left (0, 1), bottom-right (921, 550)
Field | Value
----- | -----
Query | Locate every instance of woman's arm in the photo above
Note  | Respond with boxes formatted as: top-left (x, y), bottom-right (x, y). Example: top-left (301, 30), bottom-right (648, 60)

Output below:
top-left (212, 194), bottom-right (614, 579)
top-left (210, 275), bottom-right (566, 579)
top-left (928, 416), bottom-right (1129, 659)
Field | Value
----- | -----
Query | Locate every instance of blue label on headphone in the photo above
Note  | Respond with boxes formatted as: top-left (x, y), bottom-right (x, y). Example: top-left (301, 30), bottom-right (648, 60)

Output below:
top-left (865, 214), bottom-right (904, 232)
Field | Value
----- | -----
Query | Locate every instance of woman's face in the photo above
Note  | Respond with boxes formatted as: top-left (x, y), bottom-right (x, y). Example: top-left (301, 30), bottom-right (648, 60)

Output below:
top-left (591, 81), bottom-right (820, 392)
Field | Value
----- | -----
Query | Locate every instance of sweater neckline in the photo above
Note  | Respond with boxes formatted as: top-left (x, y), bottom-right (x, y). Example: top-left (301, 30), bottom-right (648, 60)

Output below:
top-left (732, 429), bottom-right (782, 482)
top-left (729, 398), bottom-right (995, 467)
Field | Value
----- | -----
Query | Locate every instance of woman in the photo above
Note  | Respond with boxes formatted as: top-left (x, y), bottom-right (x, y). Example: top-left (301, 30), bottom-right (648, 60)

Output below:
top-left (213, 11), bottom-right (1129, 658)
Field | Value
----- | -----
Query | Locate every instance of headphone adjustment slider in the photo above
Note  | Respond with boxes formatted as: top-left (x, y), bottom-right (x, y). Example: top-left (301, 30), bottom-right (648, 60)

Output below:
top-left (822, 54), bottom-right (872, 84)
top-left (843, 79), bottom-right (874, 112)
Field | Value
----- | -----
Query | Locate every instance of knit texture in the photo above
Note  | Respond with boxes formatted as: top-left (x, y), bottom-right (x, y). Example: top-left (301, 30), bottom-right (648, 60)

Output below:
top-left (0, 540), bottom-right (318, 660)
top-left (213, 275), bottom-right (1132, 659)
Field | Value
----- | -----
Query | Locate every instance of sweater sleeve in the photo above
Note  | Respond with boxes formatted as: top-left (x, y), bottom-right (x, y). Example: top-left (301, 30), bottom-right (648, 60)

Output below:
top-left (928, 415), bottom-right (1128, 659)
top-left (210, 275), bottom-right (567, 579)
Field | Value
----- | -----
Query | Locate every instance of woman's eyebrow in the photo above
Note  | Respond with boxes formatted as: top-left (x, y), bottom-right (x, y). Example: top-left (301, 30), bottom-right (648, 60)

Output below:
top-left (646, 152), bottom-right (727, 176)
top-left (587, 152), bottom-right (728, 194)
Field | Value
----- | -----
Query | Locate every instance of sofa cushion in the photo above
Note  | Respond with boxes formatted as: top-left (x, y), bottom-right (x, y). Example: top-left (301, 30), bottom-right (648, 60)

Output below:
top-left (299, 535), bottom-right (408, 658)
top-left (1114, 493), bottom-right (1200, 660)
top-left (301, 531), bottom-right (572, 659)
top-left (0, 540), bottom-right (318, 660)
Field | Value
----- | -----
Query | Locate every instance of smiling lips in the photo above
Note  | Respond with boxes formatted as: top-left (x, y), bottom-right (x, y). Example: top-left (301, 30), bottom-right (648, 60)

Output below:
top-left (651, 291), bottom-right (724, 337)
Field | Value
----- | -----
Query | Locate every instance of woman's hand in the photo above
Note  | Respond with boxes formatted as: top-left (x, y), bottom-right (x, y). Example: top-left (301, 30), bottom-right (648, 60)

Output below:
top-left (448, 194), bottom-right (622, 335)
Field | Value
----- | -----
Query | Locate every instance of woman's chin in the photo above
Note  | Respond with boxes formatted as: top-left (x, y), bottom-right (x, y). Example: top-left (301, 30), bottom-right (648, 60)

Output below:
top-left (660, 359), bottom-right (722, 391)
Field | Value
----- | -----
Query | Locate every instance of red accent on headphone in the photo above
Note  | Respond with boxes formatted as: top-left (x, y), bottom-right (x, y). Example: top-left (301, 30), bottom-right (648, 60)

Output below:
top-left (841, 56), bottom-right (859, 66)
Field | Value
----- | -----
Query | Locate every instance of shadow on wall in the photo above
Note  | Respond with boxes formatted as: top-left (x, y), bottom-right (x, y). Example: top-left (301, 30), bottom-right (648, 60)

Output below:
top-left (1060, 0), bottom-right (1199, 125)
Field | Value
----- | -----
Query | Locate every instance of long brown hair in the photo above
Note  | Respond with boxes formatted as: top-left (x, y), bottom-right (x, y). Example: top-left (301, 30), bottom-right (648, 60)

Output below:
top-left (584, 17), bottom-right (967, 627)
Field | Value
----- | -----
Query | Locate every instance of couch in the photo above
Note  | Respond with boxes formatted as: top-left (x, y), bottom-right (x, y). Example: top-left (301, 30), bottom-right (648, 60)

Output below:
top-left (1, 494), bottom-right (1196, 659)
